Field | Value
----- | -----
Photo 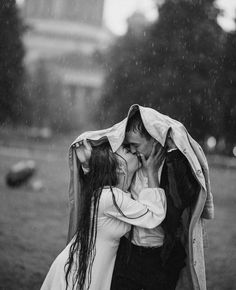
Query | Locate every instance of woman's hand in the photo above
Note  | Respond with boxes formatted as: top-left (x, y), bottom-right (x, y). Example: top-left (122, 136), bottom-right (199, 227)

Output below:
top-left (139, 142), bottom-right (166, 187)
top-left (140, 142), bottom-right (166, 172)
top-left (75, 139), bottom-right (92, 167)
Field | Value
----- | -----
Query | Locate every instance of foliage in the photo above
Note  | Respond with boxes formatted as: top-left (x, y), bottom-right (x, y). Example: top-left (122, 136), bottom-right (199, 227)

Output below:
top-left (0, 0), bottom-right (26, 125)
top-left (25, 60), bottom-right (78, 133)
top-left (220, 26), bottom-right (236, 146)
top-left (100, 0), bottom-right (227, 142)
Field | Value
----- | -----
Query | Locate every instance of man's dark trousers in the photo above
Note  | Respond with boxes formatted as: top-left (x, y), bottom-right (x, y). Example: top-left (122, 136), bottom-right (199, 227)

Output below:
top-left (110, 236), bottom-right (186, 290)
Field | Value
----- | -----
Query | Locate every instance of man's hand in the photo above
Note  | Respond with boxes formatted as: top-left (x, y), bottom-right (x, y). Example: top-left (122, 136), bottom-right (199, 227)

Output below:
top-left (75, 139), bottom-right (92, 166)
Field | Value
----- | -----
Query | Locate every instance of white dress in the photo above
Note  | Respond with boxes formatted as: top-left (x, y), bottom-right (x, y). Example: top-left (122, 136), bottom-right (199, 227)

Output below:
top-left (41, 187), bottom-right (166, 290)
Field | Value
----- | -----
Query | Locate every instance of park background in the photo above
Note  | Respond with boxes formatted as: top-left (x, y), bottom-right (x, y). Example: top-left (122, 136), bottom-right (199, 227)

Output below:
top-left (0, 0), bottom-right (236, 289)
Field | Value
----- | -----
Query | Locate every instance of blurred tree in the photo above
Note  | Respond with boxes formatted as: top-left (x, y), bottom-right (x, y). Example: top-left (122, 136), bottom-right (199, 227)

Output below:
top-left (220, 21), bottom-right (236, 150)
top-left (100, 0), bottom-right (225, 141)
top-left (0, 0), bottom-right (26, 125)
top-left (100, 14), bottom-right (148, 124)
top-left (29, 60), bottom-right (51, 128)
top-left (26, 60), bottom-right (80, 132)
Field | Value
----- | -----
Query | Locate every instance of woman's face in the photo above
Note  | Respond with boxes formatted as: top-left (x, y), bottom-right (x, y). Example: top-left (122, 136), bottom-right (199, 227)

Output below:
top-left (116, 146), bottom-right (139, 175)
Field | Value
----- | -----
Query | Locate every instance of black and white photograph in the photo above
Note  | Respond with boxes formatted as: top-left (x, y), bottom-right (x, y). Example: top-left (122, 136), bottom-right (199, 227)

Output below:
top-left (0, 0), bottom-right (235, 289)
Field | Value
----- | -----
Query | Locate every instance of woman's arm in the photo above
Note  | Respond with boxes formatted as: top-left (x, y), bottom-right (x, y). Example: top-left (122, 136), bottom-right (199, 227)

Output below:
top-left (139, 142), bottom-right (166, 188)
top-left (103, 187), bottom-right (166, 229)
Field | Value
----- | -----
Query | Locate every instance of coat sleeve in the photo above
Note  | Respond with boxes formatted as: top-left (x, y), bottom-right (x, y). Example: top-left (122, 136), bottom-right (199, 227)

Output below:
top-left (103, 187), bottom-right (166, 229)
top-left (162, 150), bottom-right (201, 238)
top-left (166, 150), bottom-right (200, 209)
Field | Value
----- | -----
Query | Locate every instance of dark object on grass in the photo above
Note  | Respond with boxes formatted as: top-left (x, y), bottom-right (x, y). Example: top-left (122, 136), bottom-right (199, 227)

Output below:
top-left (6, 160), bottom-right (36, 187)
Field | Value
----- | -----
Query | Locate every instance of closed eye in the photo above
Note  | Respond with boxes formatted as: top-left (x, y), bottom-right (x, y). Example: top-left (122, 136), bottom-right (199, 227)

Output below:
top-left (123, 144), bottom-right (132, 153)
top-left (130, 143), bottom-right (138, 149)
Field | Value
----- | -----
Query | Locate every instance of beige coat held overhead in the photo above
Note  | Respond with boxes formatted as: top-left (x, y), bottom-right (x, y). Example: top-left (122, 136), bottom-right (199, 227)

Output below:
top-left (67, 104), bottom-right (214, 290)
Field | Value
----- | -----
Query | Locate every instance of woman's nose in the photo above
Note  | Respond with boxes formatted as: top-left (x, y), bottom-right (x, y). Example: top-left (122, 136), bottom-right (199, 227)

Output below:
top-left (130, 146), bottom-right (136, 154)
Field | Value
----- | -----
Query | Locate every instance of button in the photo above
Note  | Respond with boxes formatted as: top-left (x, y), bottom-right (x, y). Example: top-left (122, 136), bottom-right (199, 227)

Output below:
top-left (194, 261), bottom-right (197, 266)
top-left (196, 169), bottom-right (202, 176)
top-left (183, 148), bottom-right (187, 154)
top-left (193, 238), bottom-right (196, 244)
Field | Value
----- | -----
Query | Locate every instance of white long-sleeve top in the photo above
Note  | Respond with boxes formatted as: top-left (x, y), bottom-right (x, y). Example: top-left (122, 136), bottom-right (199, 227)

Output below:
top-left (102, 186), bottom-right (166, 229)
top-left (130, 167), bottom-right (166, 247)
top-left (41, 186), bottom-right (166, 290)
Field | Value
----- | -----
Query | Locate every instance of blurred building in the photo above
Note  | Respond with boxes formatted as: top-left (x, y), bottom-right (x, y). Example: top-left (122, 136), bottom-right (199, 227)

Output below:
top-left (18, 0), bottom-right (113, 127)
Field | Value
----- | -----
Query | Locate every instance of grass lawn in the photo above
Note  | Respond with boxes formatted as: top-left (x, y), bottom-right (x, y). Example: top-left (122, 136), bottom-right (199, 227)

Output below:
top-left (0, 140), bottom-right (235, 290)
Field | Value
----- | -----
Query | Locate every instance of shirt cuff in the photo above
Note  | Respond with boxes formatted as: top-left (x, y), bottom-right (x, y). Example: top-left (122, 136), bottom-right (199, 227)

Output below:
top-left (81, 164), bottom-right (90, 174)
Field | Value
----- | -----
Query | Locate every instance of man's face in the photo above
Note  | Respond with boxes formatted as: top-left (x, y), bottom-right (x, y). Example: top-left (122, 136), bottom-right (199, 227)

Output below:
top-left (125, 131), bottom-right (155, 158)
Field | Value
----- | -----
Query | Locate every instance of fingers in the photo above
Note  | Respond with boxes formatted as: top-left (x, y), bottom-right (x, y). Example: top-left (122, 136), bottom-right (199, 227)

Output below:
top-left (75, 139), bottom-right (92, 164)
top-left (150, 142), bottom-right (162, 158)
top-left (151, 145), bottom-right (166, 167)
top-left (83, 139), bottom-right (92, 151)
top-left (75, 147), bottom-right (86, 163)
top-left (155, 147), bottom-right (166, 160)
top-left (149, 142), bottom-right (157, 159)
top-left (139, 153), bottom-right (146, 165)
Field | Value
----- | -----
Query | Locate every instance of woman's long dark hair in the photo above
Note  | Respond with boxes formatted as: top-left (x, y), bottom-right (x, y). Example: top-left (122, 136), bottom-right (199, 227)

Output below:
top-left (65, 142), bottom-right (127, 290)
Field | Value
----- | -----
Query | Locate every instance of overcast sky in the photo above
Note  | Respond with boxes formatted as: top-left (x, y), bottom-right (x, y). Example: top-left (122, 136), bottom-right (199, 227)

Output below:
top-left (104, 0), bottom-right (236, 35)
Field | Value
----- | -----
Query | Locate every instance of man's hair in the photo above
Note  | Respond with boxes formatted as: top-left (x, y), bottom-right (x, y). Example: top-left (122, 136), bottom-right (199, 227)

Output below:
top-left (126, 110), bottom-right (151, 140)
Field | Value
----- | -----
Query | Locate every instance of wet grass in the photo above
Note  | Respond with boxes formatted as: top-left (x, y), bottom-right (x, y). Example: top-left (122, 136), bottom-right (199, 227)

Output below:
top-left (205, 167), bottom-right (236, 290)
top-left (0, 145), bottom-right (69, 290)
top-left (0, 142), bottom-right (235, 290)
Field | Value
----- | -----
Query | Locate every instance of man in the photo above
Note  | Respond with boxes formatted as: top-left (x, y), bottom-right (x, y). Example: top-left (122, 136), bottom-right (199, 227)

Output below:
top-left (67, 104), bottom-right (214, 290)
top-left (111, 109), bottom-right (200, 290)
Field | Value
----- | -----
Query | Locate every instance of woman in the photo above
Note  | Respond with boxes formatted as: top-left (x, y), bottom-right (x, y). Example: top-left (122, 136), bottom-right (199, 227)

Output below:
top-left (41, 141), bottom-right (166, 290)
